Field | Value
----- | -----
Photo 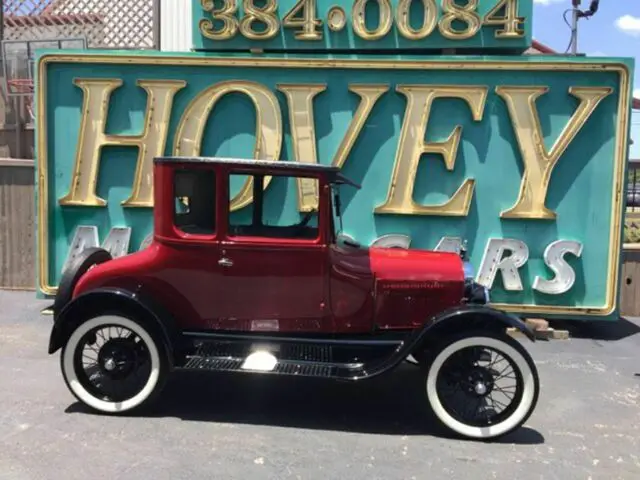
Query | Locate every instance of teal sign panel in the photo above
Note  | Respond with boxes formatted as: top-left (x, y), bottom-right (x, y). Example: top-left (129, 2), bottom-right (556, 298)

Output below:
top-left (191, 0), bottom-right (532, 52)
top-left (35, 51), bottom-right (633, 320)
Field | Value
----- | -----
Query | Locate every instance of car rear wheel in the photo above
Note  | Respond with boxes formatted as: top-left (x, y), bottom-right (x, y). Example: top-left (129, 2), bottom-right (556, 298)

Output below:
top-left (422, 331), bottom-right (539, 440)
top-left (60, 314), bottom-right (168, 414)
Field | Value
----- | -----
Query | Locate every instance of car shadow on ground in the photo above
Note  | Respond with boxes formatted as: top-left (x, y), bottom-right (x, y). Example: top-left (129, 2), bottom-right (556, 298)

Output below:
top-left (65, 363), bottom-right (545, 445)
top-left (550, 316), bottom-right (640, 341)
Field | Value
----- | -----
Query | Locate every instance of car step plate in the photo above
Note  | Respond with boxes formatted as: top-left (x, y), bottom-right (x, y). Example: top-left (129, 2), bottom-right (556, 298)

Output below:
top-left (182, 354), bottom-right (344, 378)
top-left (181, 343), bottom-right (364, 378)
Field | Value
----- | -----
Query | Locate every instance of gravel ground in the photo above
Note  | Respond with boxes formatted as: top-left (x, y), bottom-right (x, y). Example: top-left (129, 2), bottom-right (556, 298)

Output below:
top-left (1, 289), bottom-right (640, 480)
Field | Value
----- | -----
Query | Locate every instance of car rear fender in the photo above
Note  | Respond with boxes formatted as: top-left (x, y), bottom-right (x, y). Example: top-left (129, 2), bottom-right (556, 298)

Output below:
top-left (52, 247), bottom-right (113, 316)
top-left (48, 287), bottom-right (180, 367)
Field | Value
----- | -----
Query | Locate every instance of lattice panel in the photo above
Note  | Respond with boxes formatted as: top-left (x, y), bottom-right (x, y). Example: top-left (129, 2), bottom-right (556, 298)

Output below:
top-left (3, 0), bottom-right (158, 49)
top-left (4, 0), bottom-right (51, 16)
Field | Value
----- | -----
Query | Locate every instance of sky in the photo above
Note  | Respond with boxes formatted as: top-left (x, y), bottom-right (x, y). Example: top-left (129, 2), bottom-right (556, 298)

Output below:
top-left (532, 0), bottom-right (640, 157)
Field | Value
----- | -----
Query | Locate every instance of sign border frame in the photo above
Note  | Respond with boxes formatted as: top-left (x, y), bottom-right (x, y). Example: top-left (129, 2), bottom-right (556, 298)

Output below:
top-left (35, 51), bottom-right (632, 317)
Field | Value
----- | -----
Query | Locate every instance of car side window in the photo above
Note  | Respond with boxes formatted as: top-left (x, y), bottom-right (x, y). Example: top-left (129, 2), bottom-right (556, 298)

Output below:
top-left (228, 173), bottom-right (319, 240)
top-left (174, 169), bottom-right (216, 235)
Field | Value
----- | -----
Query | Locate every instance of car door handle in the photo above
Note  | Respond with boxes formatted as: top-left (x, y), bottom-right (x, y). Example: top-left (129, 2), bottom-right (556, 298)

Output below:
top-left (218, 257), bottom-right (233, 267)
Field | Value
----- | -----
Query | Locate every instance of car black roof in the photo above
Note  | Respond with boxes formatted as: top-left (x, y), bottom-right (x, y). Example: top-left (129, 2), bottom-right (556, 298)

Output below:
top-left (154, 156), bottom-right (360, 188)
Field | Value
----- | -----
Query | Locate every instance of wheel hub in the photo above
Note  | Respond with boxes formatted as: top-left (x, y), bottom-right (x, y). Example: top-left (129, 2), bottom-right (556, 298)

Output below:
top-left (97, 338), bottom-right (139, 378)
top-left (474, 381), bottom-right (487, 395)
top-left (464, 367), bottom-right (495, 397)
top-left (103, 358), bottom-right (117, 372)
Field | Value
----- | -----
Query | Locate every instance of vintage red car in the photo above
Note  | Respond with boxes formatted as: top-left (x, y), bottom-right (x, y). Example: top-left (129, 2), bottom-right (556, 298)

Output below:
top-left (47, 156), bottom-right (540, 440)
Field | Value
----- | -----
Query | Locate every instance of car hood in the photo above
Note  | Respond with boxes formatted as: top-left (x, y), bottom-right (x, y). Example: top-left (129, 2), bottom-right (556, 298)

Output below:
top-left (369, 247), bottom-right (464, 283)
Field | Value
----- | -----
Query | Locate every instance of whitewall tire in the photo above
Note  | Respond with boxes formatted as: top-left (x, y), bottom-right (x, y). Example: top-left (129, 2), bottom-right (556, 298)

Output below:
top-left (423, 332), bottom-right (539, 440)
top-left (60, 314), bottom-right (168, 414)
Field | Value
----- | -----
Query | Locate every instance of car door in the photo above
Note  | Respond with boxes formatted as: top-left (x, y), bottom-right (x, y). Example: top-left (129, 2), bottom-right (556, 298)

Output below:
top-left (158, 165), bottom-right (223, 330)
top-left (217, 240), bottom-right (329, 333)
top-left (214, 171), bottom-right (331, 333)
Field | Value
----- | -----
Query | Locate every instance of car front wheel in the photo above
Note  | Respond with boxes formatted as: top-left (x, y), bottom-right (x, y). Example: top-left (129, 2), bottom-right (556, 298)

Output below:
top-left (60, 314), bottom-right (168, 414)
top-left (422, 331), bottom-right (539, 441)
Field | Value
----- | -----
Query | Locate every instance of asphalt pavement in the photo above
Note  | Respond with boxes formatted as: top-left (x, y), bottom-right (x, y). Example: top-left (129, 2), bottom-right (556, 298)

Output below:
top-left (1, 289), bottom-right (640, 480)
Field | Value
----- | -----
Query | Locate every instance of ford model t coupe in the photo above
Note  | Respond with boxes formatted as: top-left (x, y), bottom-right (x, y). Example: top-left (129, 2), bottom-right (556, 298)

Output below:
top-left (48, 156), bottom-right (540, 440)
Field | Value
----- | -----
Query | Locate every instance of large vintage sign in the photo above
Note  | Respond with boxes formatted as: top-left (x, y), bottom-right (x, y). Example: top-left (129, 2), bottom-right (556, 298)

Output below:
top-left (192, 0), bottom-right (533, 52)
top-left (35, 51), bottom-right (633, 319)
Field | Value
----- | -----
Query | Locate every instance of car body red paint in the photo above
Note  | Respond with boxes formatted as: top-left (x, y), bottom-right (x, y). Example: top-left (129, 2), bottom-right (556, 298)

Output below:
top-left (72, 157), bottom-right (465, 334)
top-left (50, 157), bottom-right (539, 441)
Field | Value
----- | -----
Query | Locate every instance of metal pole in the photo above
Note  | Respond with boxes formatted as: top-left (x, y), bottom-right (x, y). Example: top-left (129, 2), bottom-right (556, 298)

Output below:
top-left (0, 0), bottom-right (4, 42)
top-left (154, 0), bottom-right (161, 50)
top-left (571, 0), bottom-right (580, 55)
top-left (571, 10), bottom-right (578, 55)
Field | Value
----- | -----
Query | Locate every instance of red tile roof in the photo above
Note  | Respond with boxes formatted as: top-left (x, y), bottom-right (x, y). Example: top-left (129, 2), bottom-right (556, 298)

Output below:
top-left (531, 40), bottom-right (557, 54)
top-left (531, 40), bottom-right (639, 110)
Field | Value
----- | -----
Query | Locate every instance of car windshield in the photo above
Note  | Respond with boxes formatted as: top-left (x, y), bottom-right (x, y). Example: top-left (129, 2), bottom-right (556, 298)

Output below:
top-left (329, 174), bottom-right (361, 244)
top-left (331, 184), bottom-right (344, 238)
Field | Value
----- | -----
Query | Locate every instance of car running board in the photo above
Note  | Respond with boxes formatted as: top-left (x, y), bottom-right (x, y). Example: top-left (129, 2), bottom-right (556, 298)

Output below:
top-left (175, 333), bottom-right (407, 381)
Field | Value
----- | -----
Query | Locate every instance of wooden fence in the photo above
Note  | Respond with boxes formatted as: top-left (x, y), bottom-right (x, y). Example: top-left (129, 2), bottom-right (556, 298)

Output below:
top-left (0, 158), bottom-right (35, 290)
top-left (0, 59), bottom-right (35, 290)
top-left (620, 248), bottom-right (640, 316)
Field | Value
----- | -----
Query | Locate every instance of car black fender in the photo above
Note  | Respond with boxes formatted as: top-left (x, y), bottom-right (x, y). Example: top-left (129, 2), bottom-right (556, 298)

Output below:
top-left (353, 305), bottom-right (535, 381)
top-left (52, 247), bottom-right (113, 316)
top-left (48, 287), bottom-right (180, 367)
top-left (415, 304), bottom-right (536, 346)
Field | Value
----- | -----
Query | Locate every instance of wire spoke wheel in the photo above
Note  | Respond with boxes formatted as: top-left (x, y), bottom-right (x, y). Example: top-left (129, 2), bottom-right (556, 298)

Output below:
top-left (74, 325), bottom-right (152, 403)
top-left (436, 345), bottom-right (523, 428)
top-left (61, 315), bottom-right (167, 414)
top-left (424, 332), bottom-right (539, 440)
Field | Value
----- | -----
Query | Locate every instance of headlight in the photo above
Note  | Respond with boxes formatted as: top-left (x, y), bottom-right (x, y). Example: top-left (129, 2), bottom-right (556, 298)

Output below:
top-left (463, 261), bottom-right (475, 280)
top-left (481, 285), bottom-right (490, 304)
top-left (464, 279), bottom-right (491, 304)
top-left (463, 261), bottom-right (490, 304)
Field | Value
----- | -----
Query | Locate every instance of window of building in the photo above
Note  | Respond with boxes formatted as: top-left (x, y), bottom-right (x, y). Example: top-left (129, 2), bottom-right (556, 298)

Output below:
top-left (173, 169), bottom-right (216, 235)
